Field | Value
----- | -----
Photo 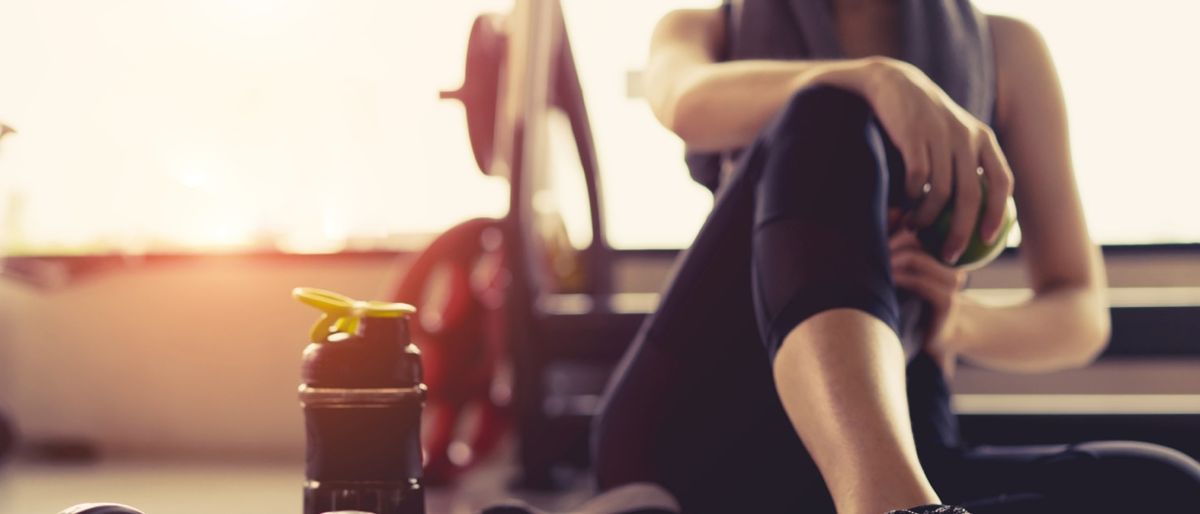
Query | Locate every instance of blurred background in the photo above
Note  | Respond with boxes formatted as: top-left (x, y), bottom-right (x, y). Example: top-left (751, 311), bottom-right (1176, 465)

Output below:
top-left (0, 0), bottom-right (1198, 513)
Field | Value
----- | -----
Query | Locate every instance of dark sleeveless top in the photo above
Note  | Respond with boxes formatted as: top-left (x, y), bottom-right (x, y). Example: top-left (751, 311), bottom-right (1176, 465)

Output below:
top-left (686, 0), bottom-right (996, 191)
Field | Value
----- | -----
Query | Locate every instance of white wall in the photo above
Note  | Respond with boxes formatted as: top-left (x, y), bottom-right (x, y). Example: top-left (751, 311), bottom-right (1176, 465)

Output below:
top-left (0, 254), bottom-right (405, 459)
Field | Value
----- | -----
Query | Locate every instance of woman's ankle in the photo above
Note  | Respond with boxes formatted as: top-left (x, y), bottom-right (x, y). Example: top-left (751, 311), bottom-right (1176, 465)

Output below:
top-left (833, 475), bottom-right (939, 514)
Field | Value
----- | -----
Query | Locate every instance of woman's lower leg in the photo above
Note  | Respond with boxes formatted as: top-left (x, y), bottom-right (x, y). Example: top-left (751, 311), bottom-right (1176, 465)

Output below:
top-left (754, 86), bottom-right (938, 513)
top-left (773, 309), bottom-right (938, 514)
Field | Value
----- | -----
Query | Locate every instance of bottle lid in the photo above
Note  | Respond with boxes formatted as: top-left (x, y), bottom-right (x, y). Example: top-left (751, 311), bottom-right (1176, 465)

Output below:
top-left (293, 287), bottom-right (415, 343)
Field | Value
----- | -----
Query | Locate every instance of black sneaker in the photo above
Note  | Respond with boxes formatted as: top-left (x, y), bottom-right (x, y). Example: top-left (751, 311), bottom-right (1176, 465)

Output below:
top-left (887, 505), bottom-right (972, 514)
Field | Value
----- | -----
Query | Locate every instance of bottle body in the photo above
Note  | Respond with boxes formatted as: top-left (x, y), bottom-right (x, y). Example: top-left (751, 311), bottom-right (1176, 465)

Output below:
top-left (301, 384), bottom-right (425, 514)
top-left (298, 308), bottom-right (426, 514)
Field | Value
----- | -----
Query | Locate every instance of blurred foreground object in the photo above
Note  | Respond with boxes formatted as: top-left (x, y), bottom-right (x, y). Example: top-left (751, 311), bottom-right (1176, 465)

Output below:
top-left (59, 504), bottom-right (144, 514)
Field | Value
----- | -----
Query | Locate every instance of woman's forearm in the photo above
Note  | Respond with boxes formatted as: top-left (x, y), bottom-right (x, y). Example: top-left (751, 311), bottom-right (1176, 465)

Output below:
top-left (950, 286), bottom-right (1110, 373)
top-left (649, 57), bottom-right (884, 152)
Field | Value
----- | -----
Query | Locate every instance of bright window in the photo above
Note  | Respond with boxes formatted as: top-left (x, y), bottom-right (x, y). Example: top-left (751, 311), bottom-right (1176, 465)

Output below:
top-left (975, 0), bottom-right (1200, 244)
top-left (0, 1), bottom-right (1196, 254)
top-left (0, 1), bottom-right (513, 254)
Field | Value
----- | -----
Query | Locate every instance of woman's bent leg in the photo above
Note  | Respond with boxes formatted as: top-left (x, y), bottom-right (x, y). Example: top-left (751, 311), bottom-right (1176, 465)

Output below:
top-left (592, 93), bottom-right (873, 514)
top-left (594, 85), bottom-right (934, 514)
top-left (751, 86), bottom-right (939, 514)
top-left (592, 130), bottom-right (829, 513)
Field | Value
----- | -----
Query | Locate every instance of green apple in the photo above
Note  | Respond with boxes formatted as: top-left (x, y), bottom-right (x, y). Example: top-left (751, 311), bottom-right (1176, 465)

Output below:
top-left (916, 177), bottom-right (1017, 270)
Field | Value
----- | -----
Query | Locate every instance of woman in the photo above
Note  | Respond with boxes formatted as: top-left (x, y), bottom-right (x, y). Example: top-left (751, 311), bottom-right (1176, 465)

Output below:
top-left (591, 1), bottom-right (1200, 513)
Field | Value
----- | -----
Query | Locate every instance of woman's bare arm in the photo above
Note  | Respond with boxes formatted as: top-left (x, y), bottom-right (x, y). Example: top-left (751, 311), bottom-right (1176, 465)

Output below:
top-left (649, 9), bottom-right (1014, 261)
top-left (947, 16), bottom-right (1110, 372)
top-left (645, 8), bottom-right (881, 152)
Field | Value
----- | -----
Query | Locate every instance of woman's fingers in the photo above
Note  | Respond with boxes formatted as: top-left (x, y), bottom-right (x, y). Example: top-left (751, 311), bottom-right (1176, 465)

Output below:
top-left (978, 130), bottom-right (1015, 243)
top-left (893, 269), bottom-right (953, 313)
top-left (893, 247), bottom-right (966, 354)
top-left (888, 229), bottom-right (921, 253)
top-left (911, 138), bottom-right (953, 228)
top-left (942, 147), bottom-right (983, 263)
top-left (902, 138), bottom-right (931, 200)
top-left (891, 247), bottom-right (961, 291)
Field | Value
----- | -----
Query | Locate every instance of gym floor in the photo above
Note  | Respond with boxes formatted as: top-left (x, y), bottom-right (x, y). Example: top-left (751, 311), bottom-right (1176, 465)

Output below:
top-left (0, 443), bottom-right (591, 514)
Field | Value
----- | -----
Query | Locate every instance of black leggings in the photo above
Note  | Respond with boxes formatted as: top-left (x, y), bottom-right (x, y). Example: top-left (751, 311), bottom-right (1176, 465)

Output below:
top-left (592, 86), bottom-right (1200, 513)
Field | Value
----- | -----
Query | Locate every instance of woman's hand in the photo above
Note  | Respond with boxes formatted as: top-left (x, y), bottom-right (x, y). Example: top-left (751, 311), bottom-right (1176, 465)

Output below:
top-left (890, 230), bottom-right (966, 374)
top-left (862, 57), bottom-right (1014, 264)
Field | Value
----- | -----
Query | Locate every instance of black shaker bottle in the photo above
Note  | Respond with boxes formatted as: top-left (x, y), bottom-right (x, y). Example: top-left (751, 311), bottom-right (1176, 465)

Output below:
top-left (294, 287), bottom-right (426, 514)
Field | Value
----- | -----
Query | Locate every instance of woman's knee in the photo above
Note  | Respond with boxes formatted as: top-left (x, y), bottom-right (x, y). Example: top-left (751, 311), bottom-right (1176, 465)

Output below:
top-left (752, 85), bottom-right (898, 223)
top-left (764, 85), bottom-right (878, 154)
top-left (755, 85), bottom-right (891, 217)
top-left (748, 87), bottom-right (900, 349)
